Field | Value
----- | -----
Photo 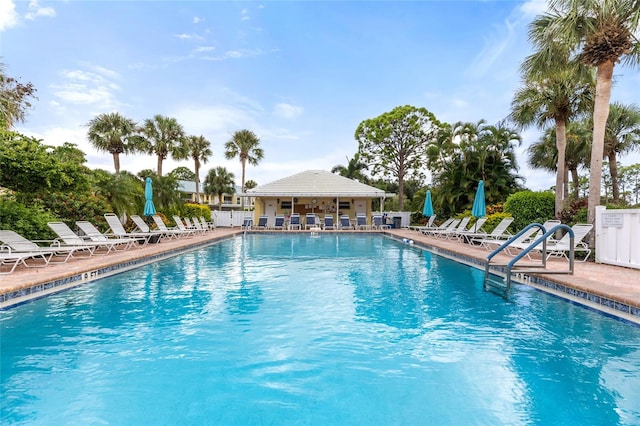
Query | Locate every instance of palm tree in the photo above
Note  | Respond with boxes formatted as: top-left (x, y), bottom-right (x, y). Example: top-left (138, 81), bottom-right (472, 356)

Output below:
top-left (86, 112), bottom-right (138, 173)
top-left (331, 153), bottom-right (369, 183)
top-left (511, 42), bottom-right (593, 215)
top-left (138, 114), bottom-right (186, 176)
top-left (529, 0), bottom-right (640, 225)
top-left (90, 169), bottom-right (144, 217)
top-left (203, 166), bottom-right (235, 211)
top-left (244, 179), bottom-right (258, 190)
top-left (224, 129), bottom-right (263, 209)
top-left (604, 103), bottom-right (640, 203)
top-left (184, 135), bottom-right (213, 204)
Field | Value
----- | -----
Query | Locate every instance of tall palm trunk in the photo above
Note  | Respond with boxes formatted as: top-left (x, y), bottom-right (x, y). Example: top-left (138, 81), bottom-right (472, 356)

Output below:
top-left (554, 119), bottom-right (568, 216)
top-left (608, 151), bottom-right (620, 203)
top-left (113, 153), bottom-right (121, 174)
top-left (195, 159), bottom-right (201, 204)
top-left (157, 156), bottom-right (163, 177)
top-left (587, 60), bottom-right (614, 229)
top-left (240, 158), bottom-right (246, 210)
top-left (571, 167), bottom-right (580, 201)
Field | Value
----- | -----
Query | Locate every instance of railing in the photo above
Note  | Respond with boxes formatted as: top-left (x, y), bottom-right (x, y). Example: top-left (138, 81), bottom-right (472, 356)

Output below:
top-left (483, 223), bottom-right (574, 300)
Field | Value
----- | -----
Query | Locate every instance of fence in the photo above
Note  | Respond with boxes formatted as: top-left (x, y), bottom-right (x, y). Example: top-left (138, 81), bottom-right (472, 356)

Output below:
top-left (381, 211), bottom-right (412, 228)
top-left (595, 206), bottom-right (640, 269)
top-left (212, 210), bottom-right (253, 228)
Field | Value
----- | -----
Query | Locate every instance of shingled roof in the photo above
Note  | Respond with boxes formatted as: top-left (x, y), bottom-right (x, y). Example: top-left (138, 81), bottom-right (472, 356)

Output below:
top-left (246, 170), bottom-right (391, 197)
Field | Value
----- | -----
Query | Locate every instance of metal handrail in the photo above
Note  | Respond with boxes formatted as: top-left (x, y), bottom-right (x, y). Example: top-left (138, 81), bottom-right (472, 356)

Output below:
top-left (483, 223), bottom-right (575, 299)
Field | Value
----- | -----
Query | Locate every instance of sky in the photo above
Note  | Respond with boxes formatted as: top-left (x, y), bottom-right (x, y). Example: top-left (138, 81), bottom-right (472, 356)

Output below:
top-left (1, 0), bottom-right (638, 192)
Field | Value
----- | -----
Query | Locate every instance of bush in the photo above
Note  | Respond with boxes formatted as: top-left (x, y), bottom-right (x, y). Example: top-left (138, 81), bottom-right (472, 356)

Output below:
top-left (37, 192), bottom-right (112, 228)
top-left (503, 191), bottom-right (555, 231)
top-left (558, 198), bottom-right (588, 225)
top-left (0, 197), bottom-right (58, 240)
top-left (184, 203), bottom-right (212, 219)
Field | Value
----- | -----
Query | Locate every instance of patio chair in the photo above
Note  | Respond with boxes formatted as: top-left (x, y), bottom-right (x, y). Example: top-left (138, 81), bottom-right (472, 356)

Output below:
top-left (76, 221), bottom-right (140, 251)
top-left (418, 218), bottom-right (454, 235)
top-left (104, 213), bottom-right (153, 246)
top-left (200, 216), bottom-right (216, 230)
top-left (288, 213), bottom-right (301, 230)
top-left (422, 219), bottom-right (460, 237)
top-left (273, 216), bottom-right (286, 230)
top-left (438, 217), bottom-right (471, 240)
top-left (151, 215), bottom-right (185, 239)
top-left (510, 223), bottom-right (593, 262)
top-left (0, 248), bottom-right (53, 274)
top-left (256, 215), bottom-right (269, 230)
top-left (49, 221), bottom-right (132, 255)
top-left (192, 217), bottom-right (210, 232)
top-left (470, 217), bottom-right (514, 248)
top-left (184, 217), bottom-right (206, 234)
top-left (130, 215), bottom-right (172, 241)
top-left (323, 215), bottom-right (336, 230)
top-left (455, 218), bottom-right (487, 242)
top-left (305, 214), bottom-right (319, 230)
top-left (172, 216), bottom-right (199, 237)
top-left (355, 215), bottom-right (369, 230)
top-left (241, 216), bottom-right (253, 230)
top-left (372, 215), bottom-right (390, 230)
top-left (0, 229), bottom-right (92, 264)
top-left (339, 215), bottom-right (353, 230)
top-left (410, 215), bottom-right (437, 231)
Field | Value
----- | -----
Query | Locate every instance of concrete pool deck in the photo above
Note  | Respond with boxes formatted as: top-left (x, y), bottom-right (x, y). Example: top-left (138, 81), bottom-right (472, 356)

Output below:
top-left (1, 227), bottom-right (639, 323)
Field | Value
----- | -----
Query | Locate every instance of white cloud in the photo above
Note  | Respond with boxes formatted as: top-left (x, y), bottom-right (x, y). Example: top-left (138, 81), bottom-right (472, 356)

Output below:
top-left (175, 33), bottom-right (204, 41)
top-left (50, 66), bottom-right (121, 109)
top-left (193, 45), bottom-right (216, 53)
top-left (519, 0), bottom-right (548, 18)
top-left (241, 8), bottom-right (250, 21)
top-left (0, 0), bottom-right (19, 31)
top-left (193, 16), bottom-right (203, 24)
top-left (466, 19), bottom-right (516, 78)
top-left (274, 103), bottom-right (303, 120)
top-left (25, 0), bottom-right (55, 20)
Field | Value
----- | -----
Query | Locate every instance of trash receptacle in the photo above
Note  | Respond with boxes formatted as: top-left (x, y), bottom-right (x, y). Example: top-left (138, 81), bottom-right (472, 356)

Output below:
top-left (393, 216), bottom-right (402, 229)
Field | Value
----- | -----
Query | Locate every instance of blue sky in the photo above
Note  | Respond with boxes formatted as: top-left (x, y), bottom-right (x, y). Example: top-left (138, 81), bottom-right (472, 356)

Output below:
top-left (1, 0), bottom-right (638, 191)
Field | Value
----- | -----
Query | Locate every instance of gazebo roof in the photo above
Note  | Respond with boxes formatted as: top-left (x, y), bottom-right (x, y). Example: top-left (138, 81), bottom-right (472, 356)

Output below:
top-left (245, 170), bottom-right (392, 198)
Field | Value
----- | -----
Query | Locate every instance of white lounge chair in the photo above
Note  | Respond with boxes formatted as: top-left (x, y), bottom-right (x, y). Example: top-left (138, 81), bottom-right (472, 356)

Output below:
top-left (76, 221), bottom-right (138, 252)
top-left (0, 229), bottom-right (91, 263)
top-left (183, 217), bottom-right (206, 234)
top-left (48, 221), bottom-right (128, 255)
top-left (423, 219), bottom-right (460, 238)
top-left (151, 215), bottom-right (185, 239)
top-left (200, 216), bottom-right (216, 230)
top-left (410, 215), bottom-right (437, 231)
top-left (439, 217), bottom-right (471, 240)
top-left (104, 213), bottom-right (153, 246)
top-left (510, 223), bottom-right (593, 261)
top-left (455, 218), bottom-right (487, 241)
top-left (470, 217), bottom-right (514, 248)
top-left (130, 215), bottom-right (172, 242)
top-left (0, 248), bottom-right (52, 274)
top-left (418, 218), bottom-right (454, 235)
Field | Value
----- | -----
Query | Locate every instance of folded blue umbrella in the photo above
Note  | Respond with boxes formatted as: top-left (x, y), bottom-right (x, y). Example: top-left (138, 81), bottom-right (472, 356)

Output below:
top-left (144, 177), bottom-right (157, 217)
top-left (422, 190), bottom-right (434, 217)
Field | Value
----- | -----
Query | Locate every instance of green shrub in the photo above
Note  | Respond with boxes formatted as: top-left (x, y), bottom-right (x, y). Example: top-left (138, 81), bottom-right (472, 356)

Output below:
top-left (0, 197), bottom-right (58, 240)
top-left (184, 203), bottom-right (212, 219)
top-left (37, 192), bottom-right (112, 228)
top-left (503, 191), bottom-right (555, 231)
top-left (558, 198), bottom-right (588, 225)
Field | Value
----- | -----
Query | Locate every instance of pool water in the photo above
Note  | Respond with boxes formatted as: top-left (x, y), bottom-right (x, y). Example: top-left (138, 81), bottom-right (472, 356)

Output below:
top-left (1, 234), bottom-right (639, 425)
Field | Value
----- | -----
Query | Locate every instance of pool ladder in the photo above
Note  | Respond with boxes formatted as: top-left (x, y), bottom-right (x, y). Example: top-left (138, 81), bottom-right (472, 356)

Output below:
top-left (483, 223), bottom-right (575, 300)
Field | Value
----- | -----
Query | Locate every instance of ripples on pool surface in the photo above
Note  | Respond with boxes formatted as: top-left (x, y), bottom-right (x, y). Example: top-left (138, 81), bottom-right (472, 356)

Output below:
top-left (1, 234), bottom-right (639, 425)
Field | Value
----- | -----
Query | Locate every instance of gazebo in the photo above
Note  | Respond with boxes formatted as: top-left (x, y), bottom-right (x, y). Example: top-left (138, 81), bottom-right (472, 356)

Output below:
top-left (244, 170), bottom-right (394, 227)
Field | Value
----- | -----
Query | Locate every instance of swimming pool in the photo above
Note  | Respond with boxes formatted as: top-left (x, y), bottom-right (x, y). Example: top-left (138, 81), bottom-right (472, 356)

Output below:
top-left (2, 234), bottom-right (639, 424)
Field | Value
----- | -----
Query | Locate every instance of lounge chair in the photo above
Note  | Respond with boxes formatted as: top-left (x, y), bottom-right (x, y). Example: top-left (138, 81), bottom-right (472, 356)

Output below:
top-left (438, 216), bottom-right (471, 240)
top-left (510, 223), bottom-right (593, 261)
top-left (183, 217), bottom-right (206, 234)
top-left (76, 221), bottom-right (139, 251)
top-left (0, 248), bottom-right (52, 274)
top-left (288, 213), bottom-right (301, 230)
top-left (455, 218), bottom-right (487, 242)
top-left (49, 221), bottom-right (135, 255)
top-left (172, 216), bottom-right (199, 237)
top-left (470, 217), bottom-right (514, 248)
top-left (0, 229), bottom-right (92, 263)
top-left (323, 215), bottom-right (336, 230)
top-left (418, 218), bottom-right (454, 235)
top-left (200, 216), bottom-right (216, 230)
top-left (131, 215), bottom-right (173, 241)
top-left (339, 215), bottom-right (353, 230)
top-left (241, 216), bottom-right (253, 230)
top-left (192, 217), bottom-right (209, 232)
top-left (410, 215), bottom-right (437, 231)
top-left (422, 219), bottom-right (460, 237)
top-left (104, 213), bottom-right (153, 246)
top-left (256, 215), bottom-right (269, 230)
top-left (150, 215), bottom-right (185, 239)
top-left (273, 216), bottom-right (286, 230)
top-left (355, 215), bottom-right (369, 230)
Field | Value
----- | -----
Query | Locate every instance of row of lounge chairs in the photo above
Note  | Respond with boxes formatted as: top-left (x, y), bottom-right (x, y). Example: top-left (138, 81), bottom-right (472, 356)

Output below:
top-left (0, 214), bottom-right (216, 274)
top-left (414, 215), bottom-right (593, 261)
top-left (246, 213), bottom-right (391, 231)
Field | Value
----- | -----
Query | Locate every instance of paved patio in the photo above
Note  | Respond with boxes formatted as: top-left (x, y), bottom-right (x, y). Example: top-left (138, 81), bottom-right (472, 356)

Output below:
top-left (1, 228), bottom-right (639, 323)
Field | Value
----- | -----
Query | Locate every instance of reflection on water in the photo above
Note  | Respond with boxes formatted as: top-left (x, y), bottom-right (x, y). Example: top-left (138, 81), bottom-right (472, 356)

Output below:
top-left (1, 234), bottom-right (639, 425)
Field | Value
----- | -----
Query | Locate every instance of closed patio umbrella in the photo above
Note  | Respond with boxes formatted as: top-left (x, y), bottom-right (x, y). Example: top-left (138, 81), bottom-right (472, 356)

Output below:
top-left (471, 180), bottom-right (485, 232)
top-left (143, 177), bottom-right (157, 220)
top-left (422, 190), bottom-right (434, 217)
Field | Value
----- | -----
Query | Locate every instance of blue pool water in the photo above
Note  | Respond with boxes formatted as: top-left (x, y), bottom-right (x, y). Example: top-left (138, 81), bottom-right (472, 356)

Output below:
top-left (1, 234), bottom-right (640, 425)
